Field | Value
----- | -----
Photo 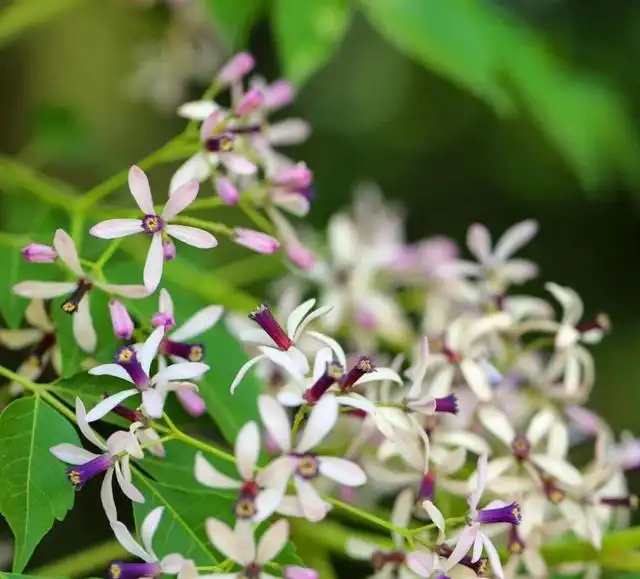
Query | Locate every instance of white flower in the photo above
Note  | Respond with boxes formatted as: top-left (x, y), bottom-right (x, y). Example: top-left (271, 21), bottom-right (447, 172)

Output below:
top-left (202, 518), bottom-right (289, 579)
top-left (476, 406), bottom-right (581, 487)
top-left (13, 230), bottom-right (148, 353)
top-left (87, 326), bottom-right (209, 419)
top-left (110, 506), bottom-right (192, 578)
top-left (230, 298), bottom-right (341, 394)
top-left (194, 421), bottom-right (284, 523)
top-left (258, 394), bottom-right (367, 522)
top-left (50, 398), bottom-right (144, 522)
top-left (90, 166), bottom-right (218, 292)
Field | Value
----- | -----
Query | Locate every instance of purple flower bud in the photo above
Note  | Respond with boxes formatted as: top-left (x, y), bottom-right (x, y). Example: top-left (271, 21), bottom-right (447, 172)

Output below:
top-left (176, 389), bottom-right (206, 417)
top-left (109, 300), bottom-right (134, 340)
top-left (434, 394), bottom-right (458, 415)
top-left (272, 163), bottom-right (312, 190)
top-left (340, 357), bottom-right (375, 390)
top-left (233, 228), bottom-right (280, 254)
top-left (163, 340), bottom-right (205, 362)
top-left (163, 238), bottom-right (176, 261)
top-left (108, 561), bottom-right (161, 579)
top-left (217, 52), bottom-right (255, 86)
top-left (303, 362), bottom-right (344, 404)
top-left (235, 88), bottom-right (264, 117)
top-left (284, 566), bottom-right (319, 579)
top-left (22, 243), bottom-right (57, 263)
top-left (264, 80), bottom-right (295, 110)
top-left (114, 345), bottom-right (149, 390)
top-left (285, 242), bottom-right (315, 270)
top-left (249, 304), bottom-right (292, 350)
top-left (67, 454), bottom-right (113, 489)
top-left (108, 396), bottom-right (144, 423)
top-left (476, 501), bottom-right (521, 526)
top-left (215, 176), bottom-right (240, 205)
top-left (151, 312), bottom-right (176, 330)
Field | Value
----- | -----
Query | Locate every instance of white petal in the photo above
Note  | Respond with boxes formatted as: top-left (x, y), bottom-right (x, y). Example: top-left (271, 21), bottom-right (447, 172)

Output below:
top-left (459, 359), bottom-right (492, 402)
top-left (306, 331), bottom-right (347, 367)
top-left (139, 326), bottom-right (165, 376)
top-left (337, 393), bottom-right (376, 415)
top-left (286, 298), bottom-right (316, 338)
top-left (153, 362), bottom-right (209, 384)
top-left (142, 389), bottom-right (165, 419)
top-left (257, 455), bottom-right (297, 490)
top-left (318, 457), bottom-right (366, 486)
top-left (344, 537), bottom-right (378, 560)
top-left (161, 554), bottom-right (186, 574)
top-left (53, 229), bottom-right (84, 276)
top-left (256, 519), bottom-right (289, 565)
top-left (494, 219), bottom-right (538, 261)
top-left (235, 421), bottom-right (260, 480)
top-left (271, 191), bottom-right (310, 217)
top-left (526, 408), bottom-right (556, 446)
top-left (162, 181), bottom-right (199, 219)
top-left (85, 389), bottom-right (139, 422)
top-left (99, 284), bottom-right (150, 299)
top-left (195, 452), bottom-right (242, 489)
top-left (144, 234), bottom-right (164, 293)
top-left (530, 454), bottom-right (582, 486)
top-left (354, 367), bottom-right (403, 387)
top-left (407, 551), bottom-right (434, 576)
top-left (166, 225), bottom-right (218, 249)
top-left (221, 154), bottom-right (257, 175)
top-left (545, 282), bottom-right (584, 326)
top-left (205, 518), bottom-right (254, 565)
top-left (75, 398), bottom-right (106, 450)
top-left (159, 288), bottom-right (174, 317)
top-left (293, 478), bottom-right (331, 522)
top-left (111, 521), bottom-right (151, 561)
top-left (254, 488), bottom-right (285, 523)
top-left (115, 460), bottom-right (145, 502)
top-left (466, 223), bottom-right (492, 263)
top-left (177, 100), bottom-right (219, 120)
top-left (296, 395), bottom-right (338, 452)
top-left (50, 444), bottom-right (99, 464)
top-left (89, 363), bottom-right (134, 383)
top-left (73, 296), bottom-right (96, 353)
top-left (26, 298), bottom-right (53, 331)
top-left (170, 154), bottom-right (212, 193)
top-left (13, 281), bottom-right (76, 299)
top-left (547, 421), bottom-right (569, 459)
top-left (260, 347), bottom-right (307, 381)
top-left (230, 355), bottom-right (265, 394)
top-left (90, 219), bottom-right (142, 239)
top-left (422, 500), bottom-right (445, 535)
top-left (446, 525), bottom-right (478, 569)
top-left (258, 395), bottom-right (292, 452)
top-left (312, 347), bottom-right (334, 381)
top-left (171, 305), bottom-right (223, 342)
top-left (141, 506), bottom-right (164, 558)
top-left (481, 532), bottom-right (504, 579)
top-left (478, 406), bottom-right (515, 446)
top-left (427, 365), bottom-right (455, 398)
top-left (267, 119), bottom-right (310, 146)
top-left (128, 166), bottom-right (155, 214)
top-left (101, 468), bottom-right (117, 522)
top-left (0, 328), bottom-right (43, 349)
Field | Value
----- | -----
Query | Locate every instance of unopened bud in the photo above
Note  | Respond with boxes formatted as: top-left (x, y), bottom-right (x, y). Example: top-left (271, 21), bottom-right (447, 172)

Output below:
top-left (22, 243), bottom-right (57, 263)
top-left (109, 300), bottom-right (134, 340)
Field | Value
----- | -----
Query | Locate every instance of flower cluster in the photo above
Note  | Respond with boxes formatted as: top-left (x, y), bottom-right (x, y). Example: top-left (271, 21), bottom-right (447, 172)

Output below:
top-left (2, 51), bottom-right (636, 579)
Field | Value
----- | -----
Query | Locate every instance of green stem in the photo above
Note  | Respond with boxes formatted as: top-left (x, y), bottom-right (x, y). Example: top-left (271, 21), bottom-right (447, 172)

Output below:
top-left (170, 215), bottom-right (234, 236)
top-left (71, 210), bottom-right (86, 251)
top-left (239, 200), bottom-right (274, 234)
top-left (94, 238), bottom-right (124, 270)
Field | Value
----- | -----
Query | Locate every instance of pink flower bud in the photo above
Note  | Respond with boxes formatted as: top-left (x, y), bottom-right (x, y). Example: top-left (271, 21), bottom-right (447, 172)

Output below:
top-left (264, 80), bottom-right (295, 110)
top-left (235, 89), bottom-right (264, 117)
top-left (272, 163), bottom-right (312, 190)
top-left (176, 389), bottom-right (206, 417)
top-left (233, 228), bottom-right (280, 254)
top-left (163, 238), bottom-right (176, 260)
top-left (286, 242), bottom-right (315, 270)
top-left (215, 177), bottom-right (240, 205)
top-left (151, 312), bottom-right (175, 330)
top-left (284, 567), bottom-right (318, 579)
top-left (217, 52), bottom-right (255, 86)
top-left (109, 300), bottom-right (134, 340)
top-left (22, 243), bottom-right (57, 263)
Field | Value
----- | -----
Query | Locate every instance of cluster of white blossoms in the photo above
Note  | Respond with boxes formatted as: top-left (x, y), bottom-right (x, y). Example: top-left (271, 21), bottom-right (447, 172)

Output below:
top-left (2, 51), bottom-right (636, 579)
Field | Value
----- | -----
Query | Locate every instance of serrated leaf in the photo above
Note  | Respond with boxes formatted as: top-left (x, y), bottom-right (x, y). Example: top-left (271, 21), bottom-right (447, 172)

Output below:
top-left (204, 0), bottom-right (263, 48)
top-left (0, 397), bottom-right (80, 572)
top-left (273, 0), bottom-right (352, 85)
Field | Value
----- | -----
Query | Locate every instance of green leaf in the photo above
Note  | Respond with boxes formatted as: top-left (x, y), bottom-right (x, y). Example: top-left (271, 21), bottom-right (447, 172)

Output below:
top-left (132, 475), bottom-right (229, 564)
top-left (0, 202), bottom-right (64, 329)
top-left (0, 574), bottom-right (63, 579)
top-left (273, 0), bottom-right (352, 85)
top-left (51, 290), bottom-right (119, 378)
top-left (0, 397), bottom-right (80, 572)
top-left (204, 0), bottom-right (264, 48)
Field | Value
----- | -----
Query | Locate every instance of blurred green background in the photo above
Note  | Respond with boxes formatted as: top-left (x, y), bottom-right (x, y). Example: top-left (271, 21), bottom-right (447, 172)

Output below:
top-left (2, 0), bottom-right (640, 574)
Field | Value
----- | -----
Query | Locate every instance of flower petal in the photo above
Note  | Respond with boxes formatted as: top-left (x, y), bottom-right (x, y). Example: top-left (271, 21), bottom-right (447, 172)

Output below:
top-left (231, 355), bottom-right (265, 394)
top-left (530, 453), bottom-right (582, 486)
top-left (144, 234), bottom-right (164, 293)
top-left (177, 100), bottom-right (220, 120)
top-left (75, 398), bottom-right (107, 450)
top-left (85, 389), bottom-right (139, 422)
top-left (53, 229), bottom-right (84, 276)
top-left (256, 519), bottom-right (289, 565)
top-left (142, 389), bottom-right (165, 419)
top-left (296, 395), bottom-right (338, 453)
top-left (293, 478), bottom-right (331, 522)
top-left (90, 219), bottom-right (142, 239)
top-left (89, 363), bottom-right (134, 383)
top-left (13, 281), bottom-right (76, 299)
top-left (141, 506), bottom-right (164, 558)
top-left (494, 219), bottom-right (538, 262)
top-left (258, 395), bottom-right (292, 453)
top-left (73, 295), bottom-right (97, 353)
top-left (481, 532), bottom-right (504, 579)
top-left (0, 328), bottom-right (43, 350)
top-left (165, 225), bottom-right (218, 249)
top-left (257, 455), bottom-right (297, 490)
top-left (446, 525), bottom-right (478, 569)
top-left (407, 552), bottom-right (435, 576)
top-left (526, 408), bottom-right (556, 446)
top-left (128, 166), bottom-right (155, 214)
top-left (254, 488), bottom-right (285, 523)
top-left (111, 521), bottom-right (151, 561)
top-left (354, 367), bottom-right (403, 387)
top-left (305, 331), bottom-right (346, 368)
top-left (195, 452), bottom-right (242, 489)
top-left (101, 468), bottom-right (117, 522)
top-left (115, 459), bottom-right (145, 502)
top-left (459, 359), bottom-right (492, 401)
top-left (235, 421), bottom-right (260, 480)
top-left (170, 153), bottom-right (212, 193)
top-left (50, 443), bottom-right (100, 464)
top-left (466, 224), bottom-right (492, 263)
top-left (171, 305), bottom-right (223, 342)
top-left (286, 298), bottom-right (316, 338)
top-left (99, 284), bottom-right (150, 299)
top-left (139, 326), bottom-right (165, 376)
top-left (205, 518), bottom-right (254, 565)
top-left (153, 362), bottom-right (209, 384)
top-left (221, 153), bottom-right (257, 175)
top-left (478, 406), bottom-right (515, 446)
top-left (318, 457), bottom-right (366, 486)
top-left (162, 180), bottom-right (199, 219)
